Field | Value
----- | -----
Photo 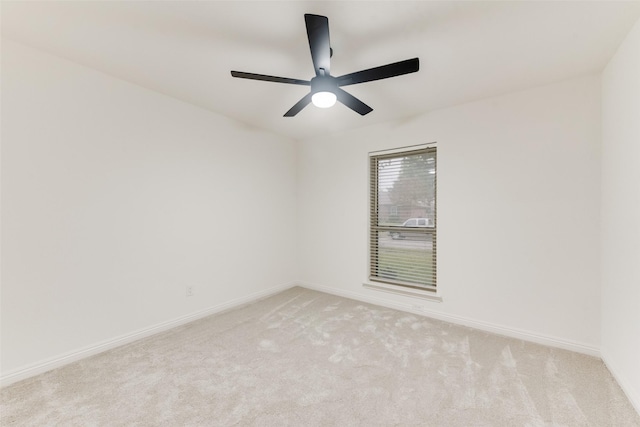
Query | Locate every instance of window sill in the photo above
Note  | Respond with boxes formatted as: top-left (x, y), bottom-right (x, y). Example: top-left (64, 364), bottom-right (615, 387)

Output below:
top-left (363, 281), bottom-right (443, 302)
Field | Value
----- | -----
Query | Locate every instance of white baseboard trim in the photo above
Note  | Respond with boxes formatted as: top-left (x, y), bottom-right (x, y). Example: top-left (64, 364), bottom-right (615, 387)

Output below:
top-left (298, 282), bottom-right (600, 357)
top-left (0, 282), bottom-right (296, 388)
top-left (601, 350), bottom-right (640, 415)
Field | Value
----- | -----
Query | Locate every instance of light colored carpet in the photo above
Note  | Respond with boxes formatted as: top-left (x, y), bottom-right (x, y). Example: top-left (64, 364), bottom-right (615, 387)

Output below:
top-left (2, 287), bottom-right (639, 426)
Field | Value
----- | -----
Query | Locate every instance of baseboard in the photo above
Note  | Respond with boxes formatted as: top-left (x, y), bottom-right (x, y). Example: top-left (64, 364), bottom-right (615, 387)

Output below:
top-left (0, 282), bottom-right (296, 388)
top-left (298, 282), bottom-right (601, 357)
top-left (601, 350), bottom-right (640, 415)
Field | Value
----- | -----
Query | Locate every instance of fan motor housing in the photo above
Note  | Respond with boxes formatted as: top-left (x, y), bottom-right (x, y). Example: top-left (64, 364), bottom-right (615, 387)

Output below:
top-left (310, 75), bottom-right (338, 95)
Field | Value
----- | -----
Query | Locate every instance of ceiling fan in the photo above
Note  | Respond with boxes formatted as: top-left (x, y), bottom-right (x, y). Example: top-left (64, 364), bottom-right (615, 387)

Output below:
top-left (230, 14), bottom-right (419, 117)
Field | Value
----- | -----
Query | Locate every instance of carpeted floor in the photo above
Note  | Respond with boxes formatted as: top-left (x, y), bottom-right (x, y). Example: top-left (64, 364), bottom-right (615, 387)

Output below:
top-left (2, 287), bottom-right (639, 426)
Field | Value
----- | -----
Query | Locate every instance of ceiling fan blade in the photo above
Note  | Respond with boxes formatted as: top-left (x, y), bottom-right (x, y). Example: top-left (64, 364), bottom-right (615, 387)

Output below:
top-left (284, 93), bottom-right (313, 117)
top-left (231, 71), bottom-right (310, 86)
top-left (336, 58), bottom-right (419, 87)
top-left (335, 88), bottom-right (373, 116)
top-left (304, 14), bottom-right (331, 76)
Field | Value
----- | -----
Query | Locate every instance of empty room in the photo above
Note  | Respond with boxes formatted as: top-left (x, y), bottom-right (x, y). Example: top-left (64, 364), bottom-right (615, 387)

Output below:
top-left (1, 1), bottom-right (639, 425)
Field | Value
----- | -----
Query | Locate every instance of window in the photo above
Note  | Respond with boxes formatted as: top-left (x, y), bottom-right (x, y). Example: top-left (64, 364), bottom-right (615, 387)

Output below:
top-left (369, 145), bottom-right (437, 291)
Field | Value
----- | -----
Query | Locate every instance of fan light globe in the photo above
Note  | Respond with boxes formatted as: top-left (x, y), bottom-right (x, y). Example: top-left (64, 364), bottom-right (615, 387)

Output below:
top-left (312, 91), bottom-right (337, 108)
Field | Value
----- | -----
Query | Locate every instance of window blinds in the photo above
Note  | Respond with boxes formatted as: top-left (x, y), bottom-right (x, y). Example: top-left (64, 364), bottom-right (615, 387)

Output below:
top-left (369, 146), bottom-right (437, 290)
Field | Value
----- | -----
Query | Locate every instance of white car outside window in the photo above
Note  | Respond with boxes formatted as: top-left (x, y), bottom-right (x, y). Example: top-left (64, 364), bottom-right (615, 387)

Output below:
top-left (390, 218), bottom-right (434, 239)
top-left (403, 218), bottom-right (433, 227)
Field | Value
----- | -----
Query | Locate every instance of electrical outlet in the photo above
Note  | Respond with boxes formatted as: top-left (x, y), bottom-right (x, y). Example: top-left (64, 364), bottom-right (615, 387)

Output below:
top-left (186, 286), bottom-right (194, 297)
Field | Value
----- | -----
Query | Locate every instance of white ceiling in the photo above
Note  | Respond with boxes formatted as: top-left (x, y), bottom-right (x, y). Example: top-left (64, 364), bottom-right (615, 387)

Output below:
top-left (3, 1), bottom-right (640, 141)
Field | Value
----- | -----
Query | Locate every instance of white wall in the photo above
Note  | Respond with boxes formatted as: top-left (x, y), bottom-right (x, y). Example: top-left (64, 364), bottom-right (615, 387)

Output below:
top-left (1, 40), bottom-right (297, 378)
top-left (601, 18), bottom-right (640, 411)
top-left (297, 74), bottom-right (602, 353)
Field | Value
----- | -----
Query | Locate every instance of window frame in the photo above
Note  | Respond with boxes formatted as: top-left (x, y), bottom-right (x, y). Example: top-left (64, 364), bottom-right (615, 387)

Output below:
top-left (367, 143), bottom-right (438, 294)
